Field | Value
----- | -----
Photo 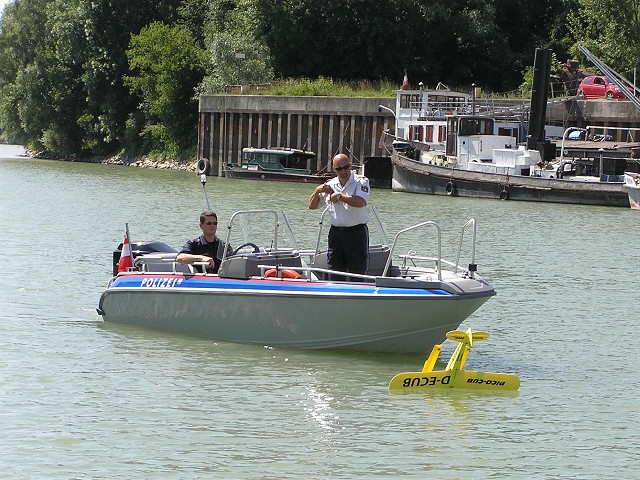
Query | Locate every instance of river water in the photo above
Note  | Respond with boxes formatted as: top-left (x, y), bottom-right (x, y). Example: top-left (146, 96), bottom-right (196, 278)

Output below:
top-left (1, 147), bottom-right (638, 479)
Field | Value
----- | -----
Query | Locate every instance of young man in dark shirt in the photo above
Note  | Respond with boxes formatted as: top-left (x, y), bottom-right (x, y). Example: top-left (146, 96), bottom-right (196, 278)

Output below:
top-left (176, 211), bottom-right (226, 273)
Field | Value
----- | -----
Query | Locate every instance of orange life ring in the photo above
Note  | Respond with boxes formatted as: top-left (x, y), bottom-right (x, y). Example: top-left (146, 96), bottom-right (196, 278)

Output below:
top-left (265, 268), bottom-right (302, 279)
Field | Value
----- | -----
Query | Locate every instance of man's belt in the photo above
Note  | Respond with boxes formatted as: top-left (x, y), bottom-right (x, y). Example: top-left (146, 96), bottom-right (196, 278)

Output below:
top-left (330, 223), bottom-right (366, 231)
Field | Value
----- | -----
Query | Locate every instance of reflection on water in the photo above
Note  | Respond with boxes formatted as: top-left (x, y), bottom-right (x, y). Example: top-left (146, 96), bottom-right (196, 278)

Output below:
top-left (1, 156), bottom-right (639, 479)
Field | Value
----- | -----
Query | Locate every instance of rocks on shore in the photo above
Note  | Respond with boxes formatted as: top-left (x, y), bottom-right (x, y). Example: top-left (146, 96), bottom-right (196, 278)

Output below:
top-left (29, 150), bottom-right (197, 172)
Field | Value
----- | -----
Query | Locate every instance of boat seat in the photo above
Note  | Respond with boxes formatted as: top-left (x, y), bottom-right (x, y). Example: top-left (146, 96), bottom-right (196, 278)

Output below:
top-left (135, 253), bottom-right (194, 274)
top-left (308, 252), bottom-right (329, 279)
top-left (367, 244), bottom-right (391, 276)
top-left (218, 251), bottom-right (303, 279)
top-left (308, 245), bottom-right (390, 279)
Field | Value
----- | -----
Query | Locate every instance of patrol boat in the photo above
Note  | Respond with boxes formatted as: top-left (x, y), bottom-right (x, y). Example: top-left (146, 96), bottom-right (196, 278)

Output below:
top-left (97, 208), bottom-right (496, 355)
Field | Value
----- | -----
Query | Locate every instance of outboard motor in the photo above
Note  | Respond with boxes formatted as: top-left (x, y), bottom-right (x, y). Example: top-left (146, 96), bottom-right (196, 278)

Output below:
top-left (112, 241), bottom-right (177, 276)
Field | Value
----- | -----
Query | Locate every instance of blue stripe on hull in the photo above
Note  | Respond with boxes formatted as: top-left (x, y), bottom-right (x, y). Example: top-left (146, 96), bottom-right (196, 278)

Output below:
top-left (109, 274), bottom-right (451, 296)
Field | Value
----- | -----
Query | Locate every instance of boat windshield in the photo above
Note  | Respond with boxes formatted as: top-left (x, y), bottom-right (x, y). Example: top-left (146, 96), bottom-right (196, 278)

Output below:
top-left (223, 210), bottom-right (299, 255)
top-left (458, 117), bottom-right (494, 136)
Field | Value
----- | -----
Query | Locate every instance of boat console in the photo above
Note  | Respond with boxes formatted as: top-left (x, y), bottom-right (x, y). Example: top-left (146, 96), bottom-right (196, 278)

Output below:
top-left (218, 249), bottom-right (303, 279)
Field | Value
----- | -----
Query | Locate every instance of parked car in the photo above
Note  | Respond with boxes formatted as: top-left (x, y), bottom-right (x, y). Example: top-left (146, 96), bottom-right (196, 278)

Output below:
top-left (576, 75), bottom-right (631, 100)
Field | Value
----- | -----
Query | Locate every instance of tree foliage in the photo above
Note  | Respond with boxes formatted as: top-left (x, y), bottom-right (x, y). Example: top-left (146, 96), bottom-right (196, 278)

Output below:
top-left (567, 0), bottom-right (640, 77)
top-left (1, 0), bottom-right (638, 156)
top-left (126, 22), bottom-right (206, 153)
top-left (199, 0), bottom-right (273, 93)
top-left (0, 0), bottom-right (56, 146)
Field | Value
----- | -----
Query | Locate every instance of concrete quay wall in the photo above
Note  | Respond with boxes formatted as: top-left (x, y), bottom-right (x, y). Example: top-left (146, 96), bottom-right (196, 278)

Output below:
top-left (198, 95), bottom-right (395, 176)
top-left (198, 95), bottom-right (639, 176)
top-left (548, 98), bottom-right (640, 138)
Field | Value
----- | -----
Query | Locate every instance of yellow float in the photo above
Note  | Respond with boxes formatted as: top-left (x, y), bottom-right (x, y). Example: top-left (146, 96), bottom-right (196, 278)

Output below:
top-left (389, 328), bottom-right (520, 391)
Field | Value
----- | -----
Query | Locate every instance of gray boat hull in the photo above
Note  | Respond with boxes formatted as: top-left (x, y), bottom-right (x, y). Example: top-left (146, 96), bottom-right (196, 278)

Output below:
top-left (392, 152), bottom-right (628, 206)
top-left (98, 274), bottom-right (494, 355)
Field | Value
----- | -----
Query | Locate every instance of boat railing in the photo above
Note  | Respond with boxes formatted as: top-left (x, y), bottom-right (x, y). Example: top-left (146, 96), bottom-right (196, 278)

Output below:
top-left (134, 253), bottom-right (195, 274)
top-left (311, 206), bottom-right (330, 257)
top-left (455, 218), bottom-right (477, 278)
top-left (383, 221), bottom-right (442, 280)
top-left (256, 264), bottom-right (376, 282)
top-left (403, 98), bottom-right (527, 122)
top-left (381, 218), bottom-right (478, 280)
top-left (311, 205), bottom-right (388, 261)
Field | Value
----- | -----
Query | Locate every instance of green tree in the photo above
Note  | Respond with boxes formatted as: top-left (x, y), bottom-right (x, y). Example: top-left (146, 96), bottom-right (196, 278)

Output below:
top-left (126, 22), bottom-right (206, 154)
top-left (0, 0), bottom-right (188, 154)
top-left (199, 31), bottom-right (274, 93)
top-left (252, 0), bottom-right (517, 91)
top-left (0, 0), bottom-right (56, 146)
top-left (177, 0), bottom-right (210, 48)
top-left (78, 0), bottom-right (183, 154)
top-left (199, 0), bottom-right (274, 93)
top-left (568, 0), bottom-right (640, 77)
top-left (40, 0), bottom-right (91, 154)
top-left (253, 0), bottom-right (410, 81)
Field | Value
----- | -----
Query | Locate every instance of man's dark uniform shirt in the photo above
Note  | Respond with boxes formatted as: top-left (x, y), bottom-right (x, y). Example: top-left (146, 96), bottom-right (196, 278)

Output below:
top-left (179, 235), bottom-right (224, 273)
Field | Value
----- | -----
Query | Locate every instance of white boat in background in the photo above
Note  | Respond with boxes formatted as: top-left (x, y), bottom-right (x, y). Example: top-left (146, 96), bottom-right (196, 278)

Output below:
top-left (387, 84), bottom-right (634, 206)
top-left (98, 208), bottom-right (496, 355)
top-left (389, 122), bottom-right (630, 206)
top-left (624, 172), bottom-right (640, 209)
top-left (392, 83), bottom-right (528, 155)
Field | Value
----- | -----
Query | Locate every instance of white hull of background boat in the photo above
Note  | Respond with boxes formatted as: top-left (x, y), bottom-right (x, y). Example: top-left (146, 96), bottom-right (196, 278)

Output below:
top-left (388, 86), bottom-right (635, 207)
top-left (624, 172), bottom-right (640, 210)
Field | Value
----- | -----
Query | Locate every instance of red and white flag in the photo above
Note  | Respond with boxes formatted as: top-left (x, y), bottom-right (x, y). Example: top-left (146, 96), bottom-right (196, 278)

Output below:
top-left (402, 69), bottom-right (409, 90)
top-left (117, 226), bottom-right (134, 273)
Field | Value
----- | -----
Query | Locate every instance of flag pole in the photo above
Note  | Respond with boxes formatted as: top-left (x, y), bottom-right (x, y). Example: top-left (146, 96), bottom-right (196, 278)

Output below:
top-left (125, 222), bottom-right (134, 268)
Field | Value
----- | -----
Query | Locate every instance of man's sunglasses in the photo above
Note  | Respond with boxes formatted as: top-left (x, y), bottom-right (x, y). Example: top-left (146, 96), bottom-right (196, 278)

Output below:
top-left (334, 164), bottom-right (351, 172)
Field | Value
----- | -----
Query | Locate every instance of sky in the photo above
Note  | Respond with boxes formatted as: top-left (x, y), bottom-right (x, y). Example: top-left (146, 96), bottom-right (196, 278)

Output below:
top-left (0, 0), bottom-right (10, 19)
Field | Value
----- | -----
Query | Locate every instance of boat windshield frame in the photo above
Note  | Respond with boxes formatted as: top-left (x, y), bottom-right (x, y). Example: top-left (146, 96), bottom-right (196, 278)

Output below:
top-left (221, 209), bottom-right (299, 260)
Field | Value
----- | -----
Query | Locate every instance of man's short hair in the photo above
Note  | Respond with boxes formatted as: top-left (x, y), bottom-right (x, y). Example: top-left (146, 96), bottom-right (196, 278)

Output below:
top-left (199, 211), bottom-right (217, 224)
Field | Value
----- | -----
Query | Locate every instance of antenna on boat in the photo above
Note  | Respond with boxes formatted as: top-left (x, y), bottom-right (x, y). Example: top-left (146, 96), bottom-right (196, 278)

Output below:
top-left (201, 174), bottom-right (212, 211)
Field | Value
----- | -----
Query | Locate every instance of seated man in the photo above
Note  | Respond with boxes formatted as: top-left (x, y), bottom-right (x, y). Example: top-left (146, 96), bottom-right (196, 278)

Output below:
top-left (176, 211), bottom-right (228, 273)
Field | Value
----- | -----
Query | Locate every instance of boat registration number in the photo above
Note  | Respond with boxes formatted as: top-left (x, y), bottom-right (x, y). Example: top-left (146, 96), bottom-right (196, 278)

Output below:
top-left (401, 375), bottom-right (451, 387)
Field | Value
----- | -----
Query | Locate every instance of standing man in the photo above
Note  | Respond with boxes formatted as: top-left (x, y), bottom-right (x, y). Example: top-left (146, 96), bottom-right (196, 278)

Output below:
top-left (308, 153), bottom-right (370, 277)
top-left (176, 211), bottom-right (226, 273)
